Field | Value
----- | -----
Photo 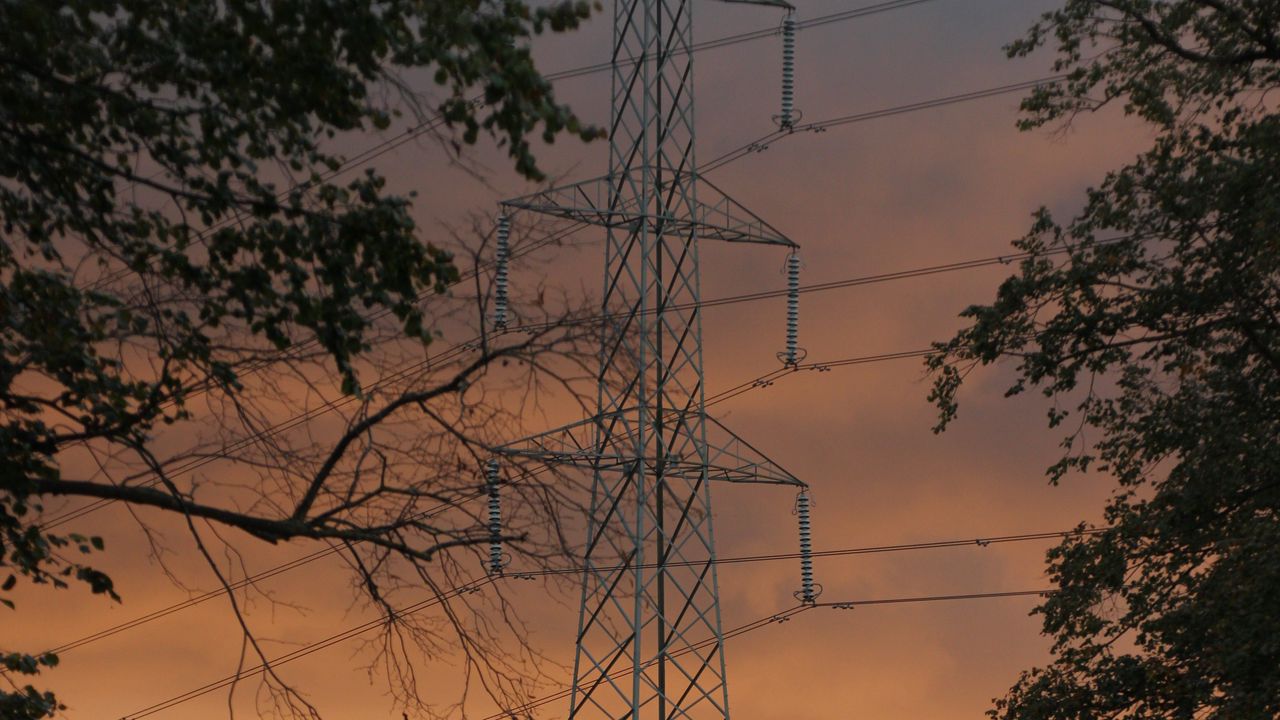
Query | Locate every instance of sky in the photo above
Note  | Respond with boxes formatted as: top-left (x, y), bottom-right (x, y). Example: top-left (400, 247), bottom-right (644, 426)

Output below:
top-left (10, 0), bottom-right (1159, 718)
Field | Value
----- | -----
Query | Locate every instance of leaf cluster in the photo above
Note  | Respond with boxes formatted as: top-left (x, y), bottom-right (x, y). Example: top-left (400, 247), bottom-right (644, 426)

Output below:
top-left (0, 1), bottom-right (601, 716)
top-left (928, 2), bottom-right (1280, 718)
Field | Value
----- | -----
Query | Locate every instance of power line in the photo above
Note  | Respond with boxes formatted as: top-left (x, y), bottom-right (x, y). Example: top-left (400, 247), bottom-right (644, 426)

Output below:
top-left (542, 0), bottom-right (942, 82)
top-left (480, 588), bottom-right (1055, 719)
top-left (701, 75), bottom-right (1065, 173)
top-left (54, 523), bottom-right (1099, 657)
top-left (51, 214), bottom-right (1118, 530)
top-left (53, 4), bottom-right (1073, 713)
top-left (42, 68), bottom-right (1089, 530)
top-left (44, 249), bottom-right (1013, 530)
top-left (700, 236), bottom-right (1132, 310)
top-left (702, 349), bottom-right (935, 408)
top-left (35, 356), bottom-right (776, 651)
top-left (272, 0), bottom-right (950, 192)
top-left (77, 0), bottom-right (1032, 415)
top-left (814, 589), bottom-right (1051, 609)
top-left (93, 291), bottom-right (1053, 703)
top-left (68, 233), bottom-right (1136, 533)
top-left (175, 9), bottom-right (1034, 364)
top-left (48, 466), bottom-right (555, 655)
top-left (43, 223), bottom-right (600, 530)
top-left (40, 340), bottom-right (923, 531)
top-left (99, 0), bottom-right (943, 286)
top-left (76, 0), bottom-right (981, 413)
top-left (48, 344), bottom-right (1003, 643)
top-left (119, 582), bottom-right (1053, 719)
top-left (118, 576), bottom-right (495, 719)
top-left (476, 605), bottom-right (812, 719)
top-left (154, 70), bottom-right (1077, 392)
top-left (42, 23), bottom-right (1078, 546)
top-left (508, 234), bottom-right (1135, 336)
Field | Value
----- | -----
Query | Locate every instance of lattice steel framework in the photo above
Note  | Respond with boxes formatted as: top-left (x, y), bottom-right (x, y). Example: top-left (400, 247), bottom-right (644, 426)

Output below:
top-left (498, 0), bottom-right (799, 717)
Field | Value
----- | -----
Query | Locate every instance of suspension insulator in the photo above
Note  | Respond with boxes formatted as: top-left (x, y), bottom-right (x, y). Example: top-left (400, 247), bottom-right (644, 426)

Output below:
top-left (493, 214), bottom-right (510, 330)
top-left (783, 252), bottom-right (800, 366)
top-left (796, 490), bottom-right (815, 604)
top-left (486, 458), bottom-right (503, 575)
top-left (780, 14), bottom-right (796, 129)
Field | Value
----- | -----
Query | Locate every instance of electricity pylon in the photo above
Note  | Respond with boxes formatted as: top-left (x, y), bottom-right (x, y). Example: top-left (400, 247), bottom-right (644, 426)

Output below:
top-left (496, 0), bottom-right (802, 716)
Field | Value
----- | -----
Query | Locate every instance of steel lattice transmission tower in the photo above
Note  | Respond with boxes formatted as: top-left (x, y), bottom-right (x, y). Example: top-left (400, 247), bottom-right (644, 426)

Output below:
top-left (495, 0), bottom-right (805, 717)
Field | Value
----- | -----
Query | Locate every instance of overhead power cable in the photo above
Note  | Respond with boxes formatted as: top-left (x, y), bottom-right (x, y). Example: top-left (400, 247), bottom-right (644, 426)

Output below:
top-left (39, 339), bottom-right (925, 531)
top-left (52, 523), bottom-right (1100, 656)
top-left (97, 0), bottom-right (943, 291)
top-left (51, 216), bottom-right (1101, 530)
top-left (814, 589), bottom-right (1051, 609)
top-left (503, 233), bottom-right (1137, 338)
top-left (42, 70), bottom-right (1092, 531)
top-left (701, 75), bottom-right (1066, 173)
top-left (82, 0), bottom-right (1042, 391)
top-left (45, 39), bottom-right (1077, 535)
top-left (246, 70), bottom-right (1076, 355)
top-left (41, 216), bottom-right (590, 530)
top-left (47, 465), bottom-right (555, 656)
top-left (474, 604), bottom-right (814, 719)
top-left (542, 0), bottom-right (942, 82)
top-left (702, 349), bottom-right (934, 408)
top-left (49, 228), bottom-right (1134, 530)
top-left (271, 69), bottom-right (1079, 366)
top-left (74, 0), bottom-right (999, 445)
top-left (119, 584), bottom-right (1052, 719)
top-left (98, 0), bottom-right (969, 301)
top-left (478, 589), bottom-right (1055, 720)
top-left (118, 576), bottom-right (495, 719)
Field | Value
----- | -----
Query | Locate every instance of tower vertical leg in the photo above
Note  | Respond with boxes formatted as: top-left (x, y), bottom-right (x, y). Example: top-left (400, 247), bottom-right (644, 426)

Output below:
top-left (567, 0), bottom-right (731, 716)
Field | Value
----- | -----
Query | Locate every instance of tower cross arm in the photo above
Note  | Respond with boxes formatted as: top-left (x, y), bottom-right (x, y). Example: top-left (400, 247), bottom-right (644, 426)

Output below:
top-left (492, 411), bottom-right (807, 488)
top-left (499, 172), bottom-right (799, 248)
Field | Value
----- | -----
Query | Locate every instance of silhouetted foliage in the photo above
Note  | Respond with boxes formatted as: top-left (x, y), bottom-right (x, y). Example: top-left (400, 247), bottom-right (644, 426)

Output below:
top-left (930, 2), bottom-right (1280, 718)
top-left (0, 1), bottom-right (602, 717)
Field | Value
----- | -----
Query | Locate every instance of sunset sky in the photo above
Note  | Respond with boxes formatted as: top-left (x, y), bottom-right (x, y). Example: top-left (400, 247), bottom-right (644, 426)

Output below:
top-left (11, 0), bottom-right (1160, 717)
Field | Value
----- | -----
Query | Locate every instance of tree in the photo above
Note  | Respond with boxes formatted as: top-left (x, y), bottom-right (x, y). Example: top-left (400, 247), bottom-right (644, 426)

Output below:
top-left (927, 2), bottom-right (1280, 718)
top-left (0, 1), bottom-right (606, 717)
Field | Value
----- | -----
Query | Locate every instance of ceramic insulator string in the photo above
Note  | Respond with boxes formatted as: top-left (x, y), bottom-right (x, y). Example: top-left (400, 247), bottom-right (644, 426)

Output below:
top-left (784, 252), bottom-right (800, 365)
top-left (493, 214), bottom-right (511, 330)
top-left (780, 14), bottom-right (796, 129)
top-left (797, 491), bottom-right (815, 603)
top-left (486, 458), bottom-right (503, 574)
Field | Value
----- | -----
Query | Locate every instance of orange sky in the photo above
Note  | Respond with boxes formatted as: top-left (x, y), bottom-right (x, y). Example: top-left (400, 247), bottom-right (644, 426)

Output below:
top-left (8, 0), bottom-right (1159, 717)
